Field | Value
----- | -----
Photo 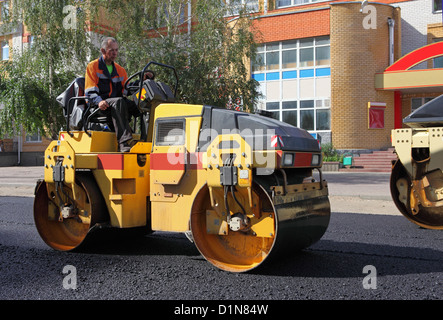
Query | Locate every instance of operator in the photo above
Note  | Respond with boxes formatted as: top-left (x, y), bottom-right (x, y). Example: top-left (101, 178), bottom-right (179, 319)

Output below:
top-left (85, 37), bottom-right (151, 152)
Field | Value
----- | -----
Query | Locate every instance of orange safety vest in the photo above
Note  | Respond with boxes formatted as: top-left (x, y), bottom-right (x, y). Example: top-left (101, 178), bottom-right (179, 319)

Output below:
top-left (85, 56), bottom-right (128, 105)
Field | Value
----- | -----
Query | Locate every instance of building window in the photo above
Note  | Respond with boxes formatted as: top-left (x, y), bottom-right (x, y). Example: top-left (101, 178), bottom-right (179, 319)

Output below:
top-left (266, 44), bottom-right (279, 70)
top-left (157, 3), bottom-right (186, 27)
top-left (1, 41), bottom-right (9, 61)
top-left (433, 38), bottom-right (443, 68)
top-left (252, 36), bottom-right (331, 133)
top-left (411, 97), bottom-right (434, 112)
top-left (434, 55), bottom-right (443, 68)
top-left (276, 0), bottom-right (325, 9)
top-left (433, 0), bottom-right (442, 12)
top-left (1, 1), bottom-right (9, 22)
top-left (225, 0), bottom-right (259, 16)
top-left (282, 40), bottom-right (297, 69)
top-left (368, 102), bottom-right (386, 129)
top-left (26, 129), bottom-right (42, 143)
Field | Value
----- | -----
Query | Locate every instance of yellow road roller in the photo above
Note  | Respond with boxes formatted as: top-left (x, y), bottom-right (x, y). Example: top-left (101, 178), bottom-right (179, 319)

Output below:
top-left (391, 94), bottom-right (443, 230)
top-left (34, 62), bottom-right (331, 272)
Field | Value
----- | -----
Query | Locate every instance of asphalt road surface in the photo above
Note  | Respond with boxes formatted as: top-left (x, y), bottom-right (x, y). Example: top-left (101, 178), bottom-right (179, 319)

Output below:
top-left (0, 168), bottom-right (441, 310)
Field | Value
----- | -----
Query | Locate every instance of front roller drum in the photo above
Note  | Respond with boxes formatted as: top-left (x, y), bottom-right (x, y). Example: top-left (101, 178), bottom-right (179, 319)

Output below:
top-left (34, 172), bottom-right (107, 251)
top-left (390, 160), bottom-right (443, 229)
top-left (190, 182), bottom-right (330, 272)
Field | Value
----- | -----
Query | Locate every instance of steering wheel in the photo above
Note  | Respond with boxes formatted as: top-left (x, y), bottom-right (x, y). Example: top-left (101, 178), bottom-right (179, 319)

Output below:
top-left (124, 69), bottom-right (155, 96)
top-left (124, 62), bottom-right (179, 113)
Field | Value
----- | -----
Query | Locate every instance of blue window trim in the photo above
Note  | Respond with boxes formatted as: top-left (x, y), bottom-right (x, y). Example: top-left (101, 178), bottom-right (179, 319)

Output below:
top-left (300, 69), bottom-right (314, 78)
top-left (253, 67), bottom-right (330, 81)
top-left (316, 67), bottom-right (331, 77)
top-left (282, 70), bottom-right (298, 79)
top-left (266, 72), bottom-right (280, 81)
top-left (252, 73), bottom-right (265, 81)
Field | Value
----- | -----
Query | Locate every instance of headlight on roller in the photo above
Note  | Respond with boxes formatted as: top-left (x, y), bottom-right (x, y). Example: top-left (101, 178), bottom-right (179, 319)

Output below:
top-left (311, 153), bottom-right (321, 166)
top-left (283, 153), bottom-right (294, 166)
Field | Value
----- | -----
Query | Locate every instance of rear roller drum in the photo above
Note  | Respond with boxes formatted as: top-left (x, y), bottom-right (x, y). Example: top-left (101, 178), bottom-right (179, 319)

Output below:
top-left (34, 172), bottom-right (107, 251)
top-left (390, 160), bottom-right (443, 229)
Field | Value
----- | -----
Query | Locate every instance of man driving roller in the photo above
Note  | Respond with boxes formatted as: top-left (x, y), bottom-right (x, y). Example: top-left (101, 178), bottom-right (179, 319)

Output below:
top-left (85, 37), bottom-right (140, 152)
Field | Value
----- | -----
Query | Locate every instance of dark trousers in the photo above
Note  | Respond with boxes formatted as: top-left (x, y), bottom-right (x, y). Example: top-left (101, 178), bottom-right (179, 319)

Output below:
top-left (105, 97), bottom-right (139, 146)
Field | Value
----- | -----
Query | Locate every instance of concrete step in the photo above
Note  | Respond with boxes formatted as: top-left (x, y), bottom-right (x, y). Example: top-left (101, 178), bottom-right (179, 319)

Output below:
top-left (357, 152), bottom-right (397, 156)
top-left (339, 149), bottom-right (397, 172)
top-left (356, 153), bottom-right (397, 158)
top-left (353, 158), bottom-right (396, 162)
top-left (339, 168), bottom-right (392, 172)
top-left (356, 155), bottom-right (397, 160)
top-left (352, 161), bottom-right (395, 167)
top-left (352, 164), bottom-right (395, 168)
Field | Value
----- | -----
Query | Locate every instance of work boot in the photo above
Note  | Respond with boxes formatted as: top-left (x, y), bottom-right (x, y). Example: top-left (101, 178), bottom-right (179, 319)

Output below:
top-left (119, 142), bottom-right (131, 152)
top-left (119, 139), bottom-right (137, 152)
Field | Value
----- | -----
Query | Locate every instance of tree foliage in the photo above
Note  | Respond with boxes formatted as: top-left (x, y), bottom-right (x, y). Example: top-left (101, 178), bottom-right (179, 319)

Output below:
top-left (94, 0), bottom-right (261, 110)
top-left (0, 49), bottom-right (76, 140)
top-left (0, 0), bottom-right (261, 139)
top-left (0, 0), bottom-right (96, 139)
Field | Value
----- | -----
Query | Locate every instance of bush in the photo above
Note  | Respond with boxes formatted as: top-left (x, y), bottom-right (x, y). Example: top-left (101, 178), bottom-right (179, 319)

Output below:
top-left (321, 143), bottom-right (343, 162)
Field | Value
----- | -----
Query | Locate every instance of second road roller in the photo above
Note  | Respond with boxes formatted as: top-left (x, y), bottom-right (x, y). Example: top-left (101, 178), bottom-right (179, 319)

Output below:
top-left (34, 62), bottom-right (331, 272)
top-left (391, 94), bottom-right (443, 230)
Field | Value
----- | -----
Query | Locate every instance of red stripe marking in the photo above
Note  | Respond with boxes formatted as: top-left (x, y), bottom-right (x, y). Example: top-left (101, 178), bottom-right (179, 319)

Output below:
top-left (97, 154), bottom-right (124, 170)
top-left (150, 153), bottom-right (186, 170)
top-left (188, 152), bottom-right (203, 170)
top-left (294, 153), bottom-right (312, 167)
top-left (276, 150), bottom-right (282, 168)
top-left (97, 152), bottom-right (313, 171)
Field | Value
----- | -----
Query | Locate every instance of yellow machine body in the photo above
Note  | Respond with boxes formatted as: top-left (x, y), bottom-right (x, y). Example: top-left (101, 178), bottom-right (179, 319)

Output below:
top-left (149, 104), bottom-right (205, 232)
top-left (42, 131), bottom-right (151, 229)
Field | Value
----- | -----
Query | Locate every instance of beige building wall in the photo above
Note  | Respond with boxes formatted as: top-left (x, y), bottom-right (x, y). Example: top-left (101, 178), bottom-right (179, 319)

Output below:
top-left (330, 2), bottom-right (401, 150)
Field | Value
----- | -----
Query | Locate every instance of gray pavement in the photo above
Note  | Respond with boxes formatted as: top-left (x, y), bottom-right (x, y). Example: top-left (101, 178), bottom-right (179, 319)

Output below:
top-left (0, 166), bottom-right (44, 185)
top-left (319, 171), bottom-right (399, 216)
top-left (321, 171), bottom-right (391, 200)
top-left (0, 165), bottom-right (400, 215)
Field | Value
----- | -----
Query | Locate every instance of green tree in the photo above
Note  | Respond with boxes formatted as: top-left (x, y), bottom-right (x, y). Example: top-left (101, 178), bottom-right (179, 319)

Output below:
top-left (0, 0), bottom-right (261, 140)
top-left (0, 0), bottom-right (96, 139)
top-left (92, 0), bottom-right (261, 111)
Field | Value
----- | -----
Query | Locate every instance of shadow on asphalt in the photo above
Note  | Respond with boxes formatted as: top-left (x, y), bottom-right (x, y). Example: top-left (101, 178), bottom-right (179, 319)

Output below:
top-left (66, 212), bottom-right (443, 278)
top-left (253, 240), bottom-right (443, 277)
top-left (75, 229), bottom-right (200, 256)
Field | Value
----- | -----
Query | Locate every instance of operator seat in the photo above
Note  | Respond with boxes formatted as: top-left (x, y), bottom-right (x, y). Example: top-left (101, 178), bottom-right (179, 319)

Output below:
top-left (57, 77), bottom-right (113, 132)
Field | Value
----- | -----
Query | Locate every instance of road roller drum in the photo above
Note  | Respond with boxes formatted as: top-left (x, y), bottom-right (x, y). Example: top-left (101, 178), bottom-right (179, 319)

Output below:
top-left (390, 95), bottom-right (443, 229)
